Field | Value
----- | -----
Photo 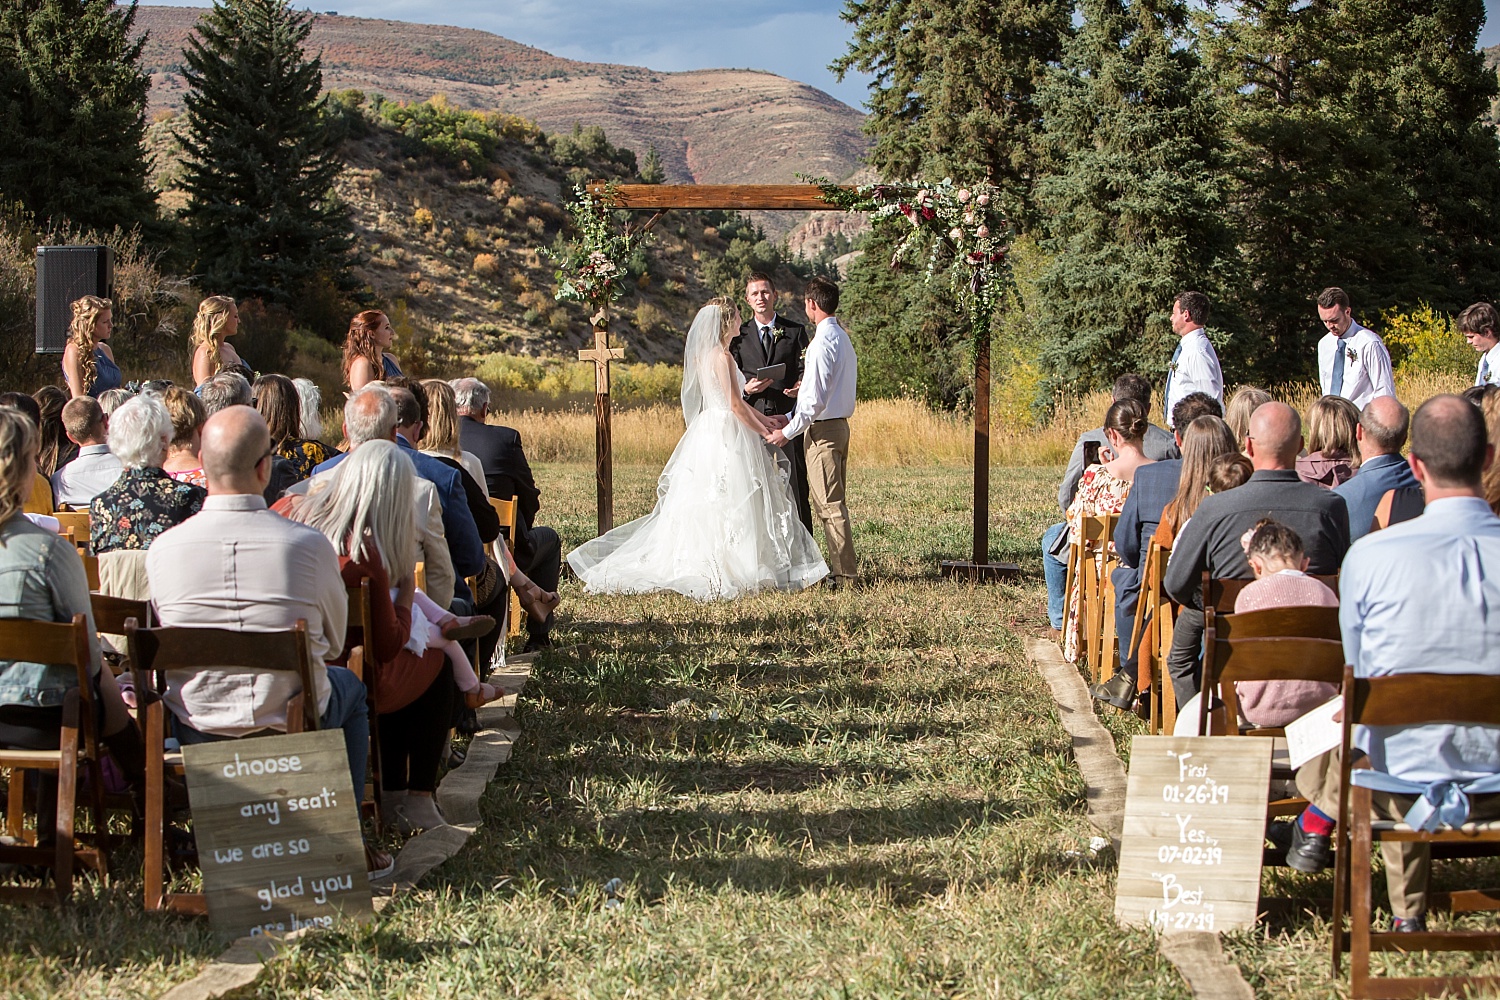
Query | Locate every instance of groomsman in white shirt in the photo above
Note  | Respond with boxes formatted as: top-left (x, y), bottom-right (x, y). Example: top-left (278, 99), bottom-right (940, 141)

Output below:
top-left (1458, 301), bottom-right (1500, 388)
top-left (1163, 290), bottom-right (1223, 428)
top-left (1316, 286), bottom-right (1395, 407)
top-left (767, 276), bottom-right (858, 588)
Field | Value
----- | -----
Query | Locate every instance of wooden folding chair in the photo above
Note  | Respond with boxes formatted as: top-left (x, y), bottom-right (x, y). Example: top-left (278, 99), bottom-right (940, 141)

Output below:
top-left (0, 614), bottom-right (110, 901)
top-left (1073, 514), bottom-right (1118, 684)
top-left (1127, 541), bottom-right (1174, 733)
top-left (344, 580), bottom-right (386, 832)
top-left (126, 618), bottom-right (319, 915)
top-left (489, 495), bottom-right (524, 641)
top-left (52, 511), bottom-right (91, 546)
top-left (1333, 667), bottom-right (1500, 997)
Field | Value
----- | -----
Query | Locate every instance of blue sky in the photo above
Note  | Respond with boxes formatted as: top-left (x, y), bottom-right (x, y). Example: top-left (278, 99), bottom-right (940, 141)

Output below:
top-left (148, 1), bottom-right (1500, 112)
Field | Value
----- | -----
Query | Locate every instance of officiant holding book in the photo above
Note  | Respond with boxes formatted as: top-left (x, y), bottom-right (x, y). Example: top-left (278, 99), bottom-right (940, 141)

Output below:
top-left (732, 271), bottom-right (813, 530)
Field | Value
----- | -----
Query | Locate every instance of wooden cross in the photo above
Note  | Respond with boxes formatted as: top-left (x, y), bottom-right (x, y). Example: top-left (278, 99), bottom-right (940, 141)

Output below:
top-left (579, 319), bottom-right (625, 534)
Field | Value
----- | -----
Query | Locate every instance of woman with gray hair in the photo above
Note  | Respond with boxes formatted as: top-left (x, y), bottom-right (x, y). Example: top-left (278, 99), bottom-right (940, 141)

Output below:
top-left (291, 377), bottom-right (326, 442)
top-left (279, 440), bottom-right (499, 833)
top-left (89, 393), bottom-right (206, 554)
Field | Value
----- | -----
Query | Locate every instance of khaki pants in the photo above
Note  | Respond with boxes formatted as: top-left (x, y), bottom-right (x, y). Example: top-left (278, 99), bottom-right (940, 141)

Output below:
top-left (1298, 748), bottom-right (1500, 918)
top-left (804, 418), bottom-right (856, 581)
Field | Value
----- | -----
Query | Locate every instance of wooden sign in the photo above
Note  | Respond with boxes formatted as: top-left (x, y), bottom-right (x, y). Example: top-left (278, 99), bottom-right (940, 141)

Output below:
top-left (181, 730), bottom-right (373, 940)
top-left (1114, 736), bottom-right (1272, 933)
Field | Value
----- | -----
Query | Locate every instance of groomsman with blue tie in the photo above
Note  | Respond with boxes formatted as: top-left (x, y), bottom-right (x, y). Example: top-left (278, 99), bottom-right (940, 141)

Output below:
top-left (1162, 290), bottom-right (1223, 429)
top-left (1458, 301), bottom-right (1500, 388)
top-left (1316, 286), bottom-right (1395, 407)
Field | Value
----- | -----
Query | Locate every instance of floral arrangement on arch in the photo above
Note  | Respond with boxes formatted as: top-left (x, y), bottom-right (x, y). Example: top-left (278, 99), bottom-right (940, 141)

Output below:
top-left (545, 182), bottom-right (655, 317)
top-left (816, 176), bottom-right (1010, 319)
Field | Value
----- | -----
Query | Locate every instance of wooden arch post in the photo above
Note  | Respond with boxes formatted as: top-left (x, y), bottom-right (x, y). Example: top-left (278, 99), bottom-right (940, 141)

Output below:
top-left (589, 182), bottom-right (1016, 580)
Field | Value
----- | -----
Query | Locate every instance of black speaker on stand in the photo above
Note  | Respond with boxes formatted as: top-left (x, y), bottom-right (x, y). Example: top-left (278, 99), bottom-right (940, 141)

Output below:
top-left (35, 245), bottom-right (114, 354)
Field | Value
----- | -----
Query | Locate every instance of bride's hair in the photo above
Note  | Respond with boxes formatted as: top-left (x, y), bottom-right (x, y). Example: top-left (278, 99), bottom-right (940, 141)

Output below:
top-left (709, 295), bottom-right (739, 344)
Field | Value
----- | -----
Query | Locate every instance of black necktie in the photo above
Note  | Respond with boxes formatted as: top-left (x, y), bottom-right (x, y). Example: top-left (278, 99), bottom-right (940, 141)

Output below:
top-left (761, 325), bottom-right (773, 357)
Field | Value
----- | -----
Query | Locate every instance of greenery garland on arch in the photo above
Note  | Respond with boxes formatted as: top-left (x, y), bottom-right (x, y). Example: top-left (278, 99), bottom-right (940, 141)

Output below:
top-left (544, 182), bottom-right (655, 319)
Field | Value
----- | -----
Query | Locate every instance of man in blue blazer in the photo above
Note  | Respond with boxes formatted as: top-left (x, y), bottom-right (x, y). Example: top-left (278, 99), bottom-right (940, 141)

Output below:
top-left (1332, 396), bottom-right (1421, 542)
top-left (313, 385), bottom-right (485, 605)
top-left (1092, 393), bottom-right (1222, 710)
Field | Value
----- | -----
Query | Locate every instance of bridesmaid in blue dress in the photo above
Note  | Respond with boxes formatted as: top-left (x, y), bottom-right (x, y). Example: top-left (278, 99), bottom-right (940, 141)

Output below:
top-left (190, 296), bottom-right (252, 385)
top-left (343, 309), bottom-right (403, 390)
top-left (62, 295), bottom-right (122, 398)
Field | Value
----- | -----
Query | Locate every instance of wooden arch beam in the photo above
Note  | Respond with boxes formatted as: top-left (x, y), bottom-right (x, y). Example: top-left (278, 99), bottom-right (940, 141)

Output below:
top-left (587, 182), bottom-right (851, 212)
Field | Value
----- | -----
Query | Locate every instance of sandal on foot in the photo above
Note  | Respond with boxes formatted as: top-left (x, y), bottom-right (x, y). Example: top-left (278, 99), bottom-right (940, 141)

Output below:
top-left (463, 682), bottom-right (503, 709)
top-left (365, 844), bottom-right (395, 879)
top-left (518, 585), bottom-right (560, 622)
top-left (443, 614), bottom-right (496, 641)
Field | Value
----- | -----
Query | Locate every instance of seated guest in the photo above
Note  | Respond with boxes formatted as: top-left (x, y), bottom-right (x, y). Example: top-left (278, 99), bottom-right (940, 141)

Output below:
top-left (0, 393), bottom-right (54, 514)
top-left (159, 387), bottom-right (208, 489)
top-left (419, 379), bottom-right (487, 493)
top-left (96, 387), bottom-right (134, 420)
top-left (145, 405), bottom-right (389, 875)
top-left (1057, 374), bottom-right (1180, 513)
top-left (200, 373), bottom-right (299, 502)
top-left (1097, 393), bottom-right (1224, 709)
top-left (291, 377), bottom-right (328, 445)
top-left (1207, 452), bottom-right (1252, 495)
top-left (1162, 402), bottom-right (1350, 711)
top-left (285, 441), bottom-right (498, 833)
top-left (389, 378), bottom-right (499, 550)
top-left (89, 394), bottom-right (206, 555)
top-left (1296, 394), bottom-right (1360, 487)
top-left (1230, 519), bottom-right (1339, 729)
top-left (314, 385), bottom-right (484, 608)
top-left (454, 376), bottom-right (561, 653)
top-left (253, 374), bottom-right (331, 482)
top-left (1225, 386), bottom-right (1273, 452)
top-left (1288, 397), bottom-right (1500, 932)
top-left (0, 408), bottom-right (147, 819)
top-left (33, 386), bottom-right (78, 477)
top-left (50, 398), bottom-right (122, 508)
top-left (1332, 396), bottom-right (1419, 540)
top-left (1059, 399), bottom-right (1154, 662)
top-left (294, 386), bottom-right (457, 607)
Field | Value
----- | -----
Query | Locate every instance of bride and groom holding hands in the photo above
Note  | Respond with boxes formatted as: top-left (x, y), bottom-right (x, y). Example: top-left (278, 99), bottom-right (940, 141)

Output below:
top-left (568, 273), bottom-right (858, 599)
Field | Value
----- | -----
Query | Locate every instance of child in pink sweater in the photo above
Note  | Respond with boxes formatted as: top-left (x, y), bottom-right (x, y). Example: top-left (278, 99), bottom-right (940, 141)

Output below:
top-left (1231, 519), bottom-right (1340, 728)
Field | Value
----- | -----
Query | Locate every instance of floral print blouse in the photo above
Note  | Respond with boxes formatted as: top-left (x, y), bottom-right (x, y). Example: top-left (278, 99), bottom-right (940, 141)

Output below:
top-left (89, 467), bottom-right (207, 554)
top-left (276, 438), bottom-right (335, 484)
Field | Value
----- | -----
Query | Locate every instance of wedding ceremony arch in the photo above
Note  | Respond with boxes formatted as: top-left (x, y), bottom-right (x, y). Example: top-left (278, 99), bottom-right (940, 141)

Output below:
top-left (578, 181), bottom-right (1019, 580)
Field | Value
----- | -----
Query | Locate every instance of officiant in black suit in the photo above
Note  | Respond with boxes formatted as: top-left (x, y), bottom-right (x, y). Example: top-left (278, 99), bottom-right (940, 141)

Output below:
top-left (731, 271), bottom-right (813, 530)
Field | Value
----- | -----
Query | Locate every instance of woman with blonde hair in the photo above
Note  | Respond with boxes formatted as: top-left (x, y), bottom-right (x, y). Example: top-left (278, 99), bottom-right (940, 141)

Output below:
top-left (253, 374), bottom-right (331, 482)
top-left (189, 296), bottom-right (250, 385)
top-left (159, 387), bottom-right (208, 488)
top-left (342, 310), bottom-right (402, 390)
top-left (1297, 394), bottom-right (1360, 487)
top-left (61, 295), bottom-right (122, 399)
top-left (1224, 386), bottom-right (1272, 450)
top-left (418, 378), bottom-right (486, 492)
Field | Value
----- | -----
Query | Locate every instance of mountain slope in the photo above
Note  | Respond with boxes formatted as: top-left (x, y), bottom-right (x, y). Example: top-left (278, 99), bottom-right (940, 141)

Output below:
top-left (131, 6), bottom-right (868, 194)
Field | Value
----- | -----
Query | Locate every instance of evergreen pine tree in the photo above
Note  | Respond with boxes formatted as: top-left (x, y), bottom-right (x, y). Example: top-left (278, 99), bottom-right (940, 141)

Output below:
top-left (0, 0), bottom-right (155, 233)
top-left (1036, 0), bottom-right (1239, 391)
top-left (179, 0), bottom-right (352, 303)
top-left (834, 0), bottom-right (1071, 230)
top-left (639, 144), bottom-right (666, 184)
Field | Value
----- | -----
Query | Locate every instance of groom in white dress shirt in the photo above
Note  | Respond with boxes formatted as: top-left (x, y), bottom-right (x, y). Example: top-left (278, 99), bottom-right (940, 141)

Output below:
top-left (766, 276), bottom-right (858, 588)
top-left (1458, 301), bottom-right (1500, 388)
top-left (1316, 286), bottom-right (1395, 407)
top-left (1162, 290), bottom-right (1223, 429)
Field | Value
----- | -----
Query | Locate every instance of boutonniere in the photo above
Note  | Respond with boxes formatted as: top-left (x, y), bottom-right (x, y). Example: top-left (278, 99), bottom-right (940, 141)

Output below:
top-left (1345, 346), bottom-right (1358, 363)
top-left (771, 327), bottom-right (785, 343)
top-left (1167, 360), bottom-right (1179, 375)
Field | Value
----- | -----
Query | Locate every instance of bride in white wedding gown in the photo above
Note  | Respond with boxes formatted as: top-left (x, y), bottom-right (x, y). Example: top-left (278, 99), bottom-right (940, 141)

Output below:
top-left (567, 298), bottom-right (829, 599)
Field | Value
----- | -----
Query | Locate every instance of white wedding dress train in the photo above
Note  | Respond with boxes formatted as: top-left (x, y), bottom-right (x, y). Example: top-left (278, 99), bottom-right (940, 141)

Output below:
top-left (567, 305), bottom-right (829, 600)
